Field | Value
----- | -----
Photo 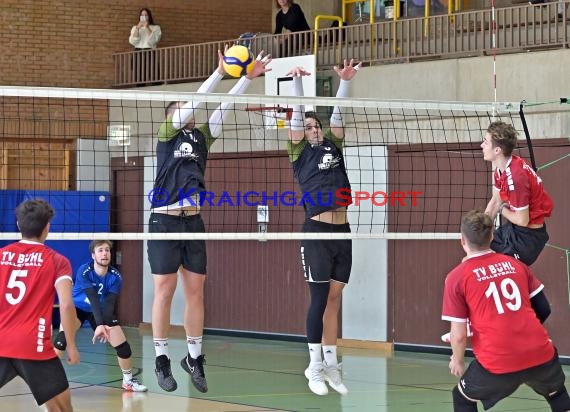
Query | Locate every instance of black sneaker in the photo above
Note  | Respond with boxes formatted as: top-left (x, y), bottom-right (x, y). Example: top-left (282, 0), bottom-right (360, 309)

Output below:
top-left (155, 355), bottom-right (177, 392)
top-left (181, 354), bottom-right (208, 393)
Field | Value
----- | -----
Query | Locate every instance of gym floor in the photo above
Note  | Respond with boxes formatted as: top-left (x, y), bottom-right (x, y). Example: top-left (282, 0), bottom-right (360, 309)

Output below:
top-left (0, 327), bottom-right (564, 411)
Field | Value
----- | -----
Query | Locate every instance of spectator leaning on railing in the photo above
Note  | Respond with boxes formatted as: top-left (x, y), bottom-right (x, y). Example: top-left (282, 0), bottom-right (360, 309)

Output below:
top-left (274, 0), bottom-right (310, 35)
top-left (274, 0), bottom-right (310, 57)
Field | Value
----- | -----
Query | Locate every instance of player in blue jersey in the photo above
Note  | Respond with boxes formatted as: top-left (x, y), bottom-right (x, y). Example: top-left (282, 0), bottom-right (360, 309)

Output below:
top-left (53, 240), bottom-right (147, 392)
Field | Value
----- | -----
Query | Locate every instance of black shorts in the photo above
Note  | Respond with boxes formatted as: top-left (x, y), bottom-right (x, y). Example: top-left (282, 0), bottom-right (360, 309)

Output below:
top-left (76, 307), bottom-right (119, 330)
top-left (147, 213), bottom-right (207, 275)
top-left (459, 352), bottom-right (566, 410)
top-left (490, 221), bottom-right (549, 266)
top-left (0, 357), bottom-right (69, 405)
top-left (300, 219), bottom-right (352, 284)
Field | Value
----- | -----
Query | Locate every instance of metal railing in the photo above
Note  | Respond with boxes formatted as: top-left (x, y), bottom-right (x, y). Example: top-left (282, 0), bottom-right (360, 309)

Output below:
top-left (112, 2), bottom-right (568, 87)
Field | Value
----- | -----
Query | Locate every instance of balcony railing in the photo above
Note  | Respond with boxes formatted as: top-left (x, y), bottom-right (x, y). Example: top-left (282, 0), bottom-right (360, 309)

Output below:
top-left (113, 2), bottom-right (568, 87)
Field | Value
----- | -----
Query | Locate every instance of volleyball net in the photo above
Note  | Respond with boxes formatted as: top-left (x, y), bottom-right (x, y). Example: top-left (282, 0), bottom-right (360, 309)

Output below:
top-left (0, 86), bottom-right (567, 241)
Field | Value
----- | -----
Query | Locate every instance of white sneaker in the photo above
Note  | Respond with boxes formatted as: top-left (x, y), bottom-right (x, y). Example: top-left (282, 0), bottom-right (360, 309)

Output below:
top-left (323, 361), bottom-right (348, 395)
top-left (122, 378), bottom-right (148, 392)
top-left (304, 362), bottom-right (328, 396)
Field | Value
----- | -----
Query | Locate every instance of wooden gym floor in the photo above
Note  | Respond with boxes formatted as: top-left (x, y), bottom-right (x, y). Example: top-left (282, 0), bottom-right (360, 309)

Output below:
top-left (0, 327), bottom-right (566, 411)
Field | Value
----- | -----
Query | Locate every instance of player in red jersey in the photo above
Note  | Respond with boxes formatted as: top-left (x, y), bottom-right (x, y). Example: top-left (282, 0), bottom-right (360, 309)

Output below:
top-left (0, 199), bottom-right (110, 412)
top-left (482, 121), bottom-right (553, 266)
top-left (442, 210), bottom-right (570, 412)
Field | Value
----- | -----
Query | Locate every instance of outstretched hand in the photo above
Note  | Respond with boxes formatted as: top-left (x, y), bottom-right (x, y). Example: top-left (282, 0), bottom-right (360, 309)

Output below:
top-left (333, 59), bottom-right (362, 81)
top-left (92, 324), bottom-right (112, 344)
top-left (246, 50), bottom-right (272, 79)
top-left (217, 44), bottom-right (230, 76)
top-left (286, 66), bottom-right (311, 78)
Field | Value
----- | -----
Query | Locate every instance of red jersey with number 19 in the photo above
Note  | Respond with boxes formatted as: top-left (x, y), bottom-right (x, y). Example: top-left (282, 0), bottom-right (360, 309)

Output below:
top-left (442, 250), bottom-right (554, 374)
top-left (0, 240), bottom-right (72, 360)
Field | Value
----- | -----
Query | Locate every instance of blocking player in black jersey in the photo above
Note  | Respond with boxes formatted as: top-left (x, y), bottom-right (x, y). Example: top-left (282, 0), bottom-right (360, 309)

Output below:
top-left (286, 59), bottom-right (361, 396)
top-left (148, 48), bottom-right (272, 394)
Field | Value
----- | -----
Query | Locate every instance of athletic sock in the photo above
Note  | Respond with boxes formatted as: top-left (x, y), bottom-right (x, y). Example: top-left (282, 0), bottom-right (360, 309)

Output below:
top-left (186, 335), bottom-right (203, 359)
top-left (153, 338), bottom-right (169, 358)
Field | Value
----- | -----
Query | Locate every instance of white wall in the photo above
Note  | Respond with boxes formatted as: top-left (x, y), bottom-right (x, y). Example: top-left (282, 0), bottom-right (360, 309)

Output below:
top-left (343, 146), bottom-right (388, 341)
top-left (77, 139), bottom-right (110, 191)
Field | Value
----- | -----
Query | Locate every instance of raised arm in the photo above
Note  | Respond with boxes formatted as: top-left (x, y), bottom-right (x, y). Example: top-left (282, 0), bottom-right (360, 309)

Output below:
top-left (209, 51), bottom-right (272, 138)
top-left (287, 67), bottom-right (311, 144)
top-left (171, 49), bottom-right (227, 130)
top-left (330, 59), bottom-right (361, 139)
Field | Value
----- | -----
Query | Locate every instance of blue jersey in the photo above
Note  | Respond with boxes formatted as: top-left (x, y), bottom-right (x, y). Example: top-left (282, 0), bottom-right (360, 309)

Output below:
top-left (72, 262), bottom-right (123, 313)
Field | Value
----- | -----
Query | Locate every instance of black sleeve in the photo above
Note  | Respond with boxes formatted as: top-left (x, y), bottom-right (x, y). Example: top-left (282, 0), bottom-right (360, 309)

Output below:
top-left (102, 293), bottom-right (118, 325)
top-left (290, 4), bottom-right (310, 31)
top-left (275, 11), bottom-right (284, 34)
top-left (84, 287), bottom-right (104, 326)
top-left (530, 290), bottom-right (551, 323)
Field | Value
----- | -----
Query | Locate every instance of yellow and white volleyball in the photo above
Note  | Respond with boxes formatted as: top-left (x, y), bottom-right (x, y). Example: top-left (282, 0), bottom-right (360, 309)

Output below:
top-left (222, 45), bottom-right (255, 78)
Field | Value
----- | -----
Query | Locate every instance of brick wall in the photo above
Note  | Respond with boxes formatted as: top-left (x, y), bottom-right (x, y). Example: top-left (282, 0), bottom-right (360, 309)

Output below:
top-left (1, 0), bottom-right (272, 88)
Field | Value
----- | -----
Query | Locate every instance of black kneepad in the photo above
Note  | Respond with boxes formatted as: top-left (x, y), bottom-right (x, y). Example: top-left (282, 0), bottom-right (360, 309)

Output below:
top-left (115, 341), bottom-right (132, 359)
top-left (452, 385), bottom-right (478, 412)
top-left (546, 386), bottom-right (570, 412)
top-left (53, 331), bottom-right (67, 351)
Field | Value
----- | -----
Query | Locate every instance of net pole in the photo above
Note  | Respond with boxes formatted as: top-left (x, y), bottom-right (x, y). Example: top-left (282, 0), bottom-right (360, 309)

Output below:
top-left (488, 0), bottom-right (499, 121)
top-left (519, 101), bottom-right (538, 171)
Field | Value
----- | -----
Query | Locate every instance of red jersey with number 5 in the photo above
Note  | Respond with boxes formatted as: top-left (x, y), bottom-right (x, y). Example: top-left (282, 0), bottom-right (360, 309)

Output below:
top-left (0, 240), bottom-right (72, 360)
top-left (493, 155), bottom-right (553, 226)
top-left (442, 250), bottom-right (554, 373)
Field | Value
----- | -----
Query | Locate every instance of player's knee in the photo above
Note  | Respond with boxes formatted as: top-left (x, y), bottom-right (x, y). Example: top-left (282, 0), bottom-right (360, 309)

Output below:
top-left (452, 385), bottom-right (478, 412)
top-left (53, 330), bottom-right (67, 351)
top-left (114, 341), bottom-right (132, 359)
top-left (308, 282), bottom-right (330, 311)
top-left (546, 386), bottom-right (570, 412)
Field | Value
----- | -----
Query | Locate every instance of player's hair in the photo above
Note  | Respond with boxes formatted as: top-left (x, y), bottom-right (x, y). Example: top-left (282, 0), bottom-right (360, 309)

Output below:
top-left (165, 101), bottom-right (179, 117)
top-left (275, 0), bottom-right (294, 8)
top-left (460, 210), bottom-right (494, 249)
top-left (486, 121), bottom-right (518, 157)
top-left (139, 7), bottom-right (155, 25)
top-left (15, 199), bottom-right (54, 239)
top-left (89, 240), bottom-right (113, 254)
top-left (304, 111), bottom-right (323, 130)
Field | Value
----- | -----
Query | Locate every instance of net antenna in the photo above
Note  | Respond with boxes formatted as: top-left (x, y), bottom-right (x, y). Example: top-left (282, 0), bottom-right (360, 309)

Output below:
top-left (107, 124), bottom-right (131, 163)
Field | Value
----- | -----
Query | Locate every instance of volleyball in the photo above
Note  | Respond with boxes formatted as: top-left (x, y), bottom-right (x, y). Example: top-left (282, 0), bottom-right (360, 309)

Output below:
top-left (222, 45), bottom-right (255, 78)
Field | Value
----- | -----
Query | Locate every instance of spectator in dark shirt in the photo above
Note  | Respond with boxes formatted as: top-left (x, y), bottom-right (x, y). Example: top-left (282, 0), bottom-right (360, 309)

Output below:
top-left (274, 0), bottom-right (310, 34)
top-left (274, 0), bottom-right (311, 57)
